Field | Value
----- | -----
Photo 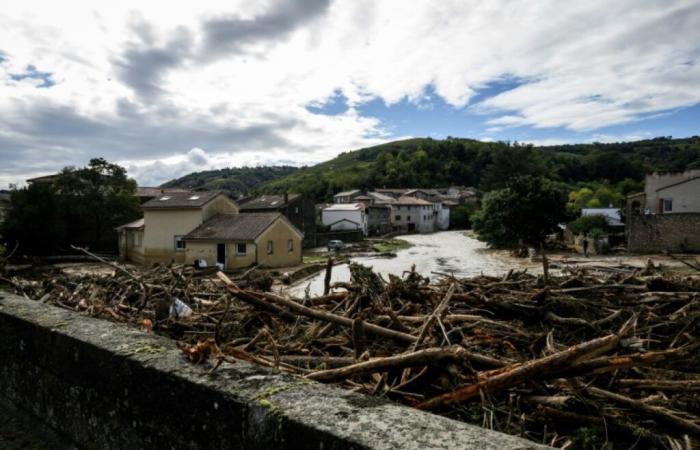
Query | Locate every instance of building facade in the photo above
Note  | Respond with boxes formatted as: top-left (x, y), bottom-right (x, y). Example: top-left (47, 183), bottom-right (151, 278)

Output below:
top-left (321, 203), bottom-right (368, 236)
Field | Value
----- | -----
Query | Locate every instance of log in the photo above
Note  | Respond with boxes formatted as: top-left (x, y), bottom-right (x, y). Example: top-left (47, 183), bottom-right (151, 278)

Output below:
top-left (587, 386), bottom-right (700, 437)
top-left (217, 272), bottom-right (417, 343)
top-left (307, 346), bottom-right (467, 382)
top-left (416, 326), bottom-right (631, 410)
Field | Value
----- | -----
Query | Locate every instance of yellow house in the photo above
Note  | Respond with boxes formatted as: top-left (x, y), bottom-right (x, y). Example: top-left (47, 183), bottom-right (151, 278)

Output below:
top-left (117, 190), bottom-right (239, 265)
top-left (183, 213), bottom-right (303, 269)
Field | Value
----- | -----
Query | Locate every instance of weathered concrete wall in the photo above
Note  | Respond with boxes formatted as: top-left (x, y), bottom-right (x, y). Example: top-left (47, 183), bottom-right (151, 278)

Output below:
top-left (0, 292), bottom-right (548, 450)
top-left (627, 213), bottom-right (700, 252)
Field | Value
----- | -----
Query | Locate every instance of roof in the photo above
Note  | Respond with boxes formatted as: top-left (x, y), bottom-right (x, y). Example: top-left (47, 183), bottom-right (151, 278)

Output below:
top-left (185, 213), bottom-right (302, 240)
top-left (26, 174), bottom-right (59, 184)
top-left (442, 200), bottom-right (460, 206)
top-left (323, 203), bottom-right (364, 211)
top-left (656, 175), bottom-right (700, 192)
top-left (239, 193), bottom-right (301, 210)
top-left (141, 190), bottom-right (223, 209)
top-left (334, 189), bottom-right (361, 197)
top-left (581, 208), bottom-right (623, 227)
top-left (367, 192), bottom-right (396, 204)
top-left (136, 187), bottom-right (191, 198)
top-left (395, 196), bottom-right (432, 206)
top-left (115, 218), bottom-right (144, 231)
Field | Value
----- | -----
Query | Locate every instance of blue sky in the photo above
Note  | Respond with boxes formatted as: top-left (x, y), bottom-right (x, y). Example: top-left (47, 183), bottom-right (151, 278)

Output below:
top-left (1, 0), bottom-right (699, 186)
top-left (309, 82), bottom-right (700, 146)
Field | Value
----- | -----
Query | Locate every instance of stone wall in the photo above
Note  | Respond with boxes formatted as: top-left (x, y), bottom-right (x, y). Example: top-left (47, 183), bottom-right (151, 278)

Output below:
top-left (0, 292), bottom-right (548, 450)
top-left (627, 213), bottom-right (700, 253)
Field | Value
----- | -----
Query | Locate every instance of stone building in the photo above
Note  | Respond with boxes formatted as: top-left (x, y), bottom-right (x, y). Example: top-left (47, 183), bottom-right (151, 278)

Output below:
top-left (626, 170), bottom-right (700, 252)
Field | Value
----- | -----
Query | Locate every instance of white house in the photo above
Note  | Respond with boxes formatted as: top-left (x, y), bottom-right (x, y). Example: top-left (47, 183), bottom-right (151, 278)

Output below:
top-left (322, 203), bottom-right (368, 236)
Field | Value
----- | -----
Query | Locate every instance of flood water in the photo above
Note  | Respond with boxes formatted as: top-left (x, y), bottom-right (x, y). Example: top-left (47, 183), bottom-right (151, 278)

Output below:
top-left (288, 231), bottom-right (541, 297)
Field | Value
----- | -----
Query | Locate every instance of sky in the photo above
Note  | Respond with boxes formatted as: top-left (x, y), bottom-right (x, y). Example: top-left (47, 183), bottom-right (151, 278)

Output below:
top-left (1, 0), bottom-right (699, 187)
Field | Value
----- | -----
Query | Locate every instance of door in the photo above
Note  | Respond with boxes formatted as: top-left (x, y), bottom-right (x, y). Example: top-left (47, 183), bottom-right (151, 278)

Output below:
top-left (217, 243), bottom-right (226, 267)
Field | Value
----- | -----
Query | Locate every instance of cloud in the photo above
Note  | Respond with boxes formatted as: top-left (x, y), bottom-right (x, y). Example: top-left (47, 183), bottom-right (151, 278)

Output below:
top-left (1, 0), bottom-right (700, 188)
top-left (201, 0), bottom-right (331, 58)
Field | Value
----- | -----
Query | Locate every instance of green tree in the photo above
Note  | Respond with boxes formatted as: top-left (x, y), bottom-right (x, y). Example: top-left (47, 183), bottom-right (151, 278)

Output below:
top-left (2, 159), bottom-right (140, 255)
top-left (472, 176), bottom-right (568, 249)
top-left (567, 215), bottom-right (609, 236)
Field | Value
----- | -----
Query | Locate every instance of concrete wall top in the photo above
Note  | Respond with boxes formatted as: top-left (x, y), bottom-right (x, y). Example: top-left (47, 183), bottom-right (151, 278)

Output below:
top-left (0, 291), bottom-right (549, 450)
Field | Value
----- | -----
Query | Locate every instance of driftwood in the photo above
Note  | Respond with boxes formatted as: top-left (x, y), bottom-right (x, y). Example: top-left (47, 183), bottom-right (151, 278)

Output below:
top-left (5, 256), bottom-right (700, 449)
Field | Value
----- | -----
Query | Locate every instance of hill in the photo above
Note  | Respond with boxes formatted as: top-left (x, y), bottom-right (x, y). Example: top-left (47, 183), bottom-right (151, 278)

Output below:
top-left (160, 166), bottom-right (298, 197)
top-left (255, 136), bottom-right (700, 201)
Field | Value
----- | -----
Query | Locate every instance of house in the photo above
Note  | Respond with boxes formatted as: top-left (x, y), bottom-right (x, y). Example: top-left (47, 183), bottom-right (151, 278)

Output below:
top-left (403, 189), bottom-right (450, 230)
top-left (391, 196), bottom-right (434, 233)
top-left (626, 170), bottom-right (700, 253)
top-left (367, 205), bottom-right (392, 235)
top-left (183, 213), bottom-right (302, 269)
top-left (581, 208), bottom-right (624, 228)
top-left (631, 170), bottom-right (700, 214)
top-left (322, 203), bottom-right (368, 235)
top-left (116, 218), bottom-right (145, 263)
top-left (117, 190), bottom-right (239, 265)
top-left (238, 193), bottom-right (315, 237)
top-left (333, 189), bottom-right (364, 204)
top-left (135, 187), bottom-right (192, 204)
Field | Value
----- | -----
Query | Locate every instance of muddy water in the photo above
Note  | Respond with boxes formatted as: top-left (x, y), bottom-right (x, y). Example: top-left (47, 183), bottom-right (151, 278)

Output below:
top-left (289, 231), bottom-right (540, 297)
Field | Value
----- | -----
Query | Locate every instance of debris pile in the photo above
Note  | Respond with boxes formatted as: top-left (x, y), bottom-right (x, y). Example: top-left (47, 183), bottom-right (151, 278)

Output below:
top-left (2, 257), bottom-right (699, 449)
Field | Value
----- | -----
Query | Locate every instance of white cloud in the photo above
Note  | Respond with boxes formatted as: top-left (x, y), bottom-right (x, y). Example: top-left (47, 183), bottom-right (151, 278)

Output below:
top-left (1, 0), bottom-right (699, 186)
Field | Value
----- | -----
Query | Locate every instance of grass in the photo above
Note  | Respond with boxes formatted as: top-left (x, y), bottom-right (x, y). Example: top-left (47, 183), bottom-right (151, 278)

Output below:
top-left (303, 254), bottom-right (329, 265)
top-left (372, 238), bottom-right (412, 253)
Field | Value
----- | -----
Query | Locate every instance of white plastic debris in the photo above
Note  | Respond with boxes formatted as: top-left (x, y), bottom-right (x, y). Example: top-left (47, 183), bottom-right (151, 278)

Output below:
top-left (169, 298), bottom-right (193, 318)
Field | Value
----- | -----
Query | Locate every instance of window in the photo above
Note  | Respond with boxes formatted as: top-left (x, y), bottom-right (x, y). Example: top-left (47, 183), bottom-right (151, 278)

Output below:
top-left (407, 216), bottom-right (411, 222)
top-left (288, 239), bottom-right (294, 252)
top-left (174, 235), bottom-right (185, 251)
top-left (294, 207), bottom-right (299, 214)
top-left (395, 215), bottom-right (401, 221)
top-left (135, 232), bottom-right (142, 247)
top-left (236, 243), bottom-right (246, 256)
top-left (267, 240), bottom-right (274, 254)
top-left (663, 199), bottom-right (673, 212)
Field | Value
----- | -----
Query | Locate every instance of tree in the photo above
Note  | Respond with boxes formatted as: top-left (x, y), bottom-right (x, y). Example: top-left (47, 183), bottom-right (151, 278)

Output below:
top-left (472, 176), bottom-right (568, 249)
top-left (567, 215), bottom-right (609, 236)
top-left (1, 159), bottom-right (140, 255)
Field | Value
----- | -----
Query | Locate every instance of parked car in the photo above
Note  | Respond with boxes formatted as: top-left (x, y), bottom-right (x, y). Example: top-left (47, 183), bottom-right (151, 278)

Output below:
top-left (327, 240), bottom-right (345, 252)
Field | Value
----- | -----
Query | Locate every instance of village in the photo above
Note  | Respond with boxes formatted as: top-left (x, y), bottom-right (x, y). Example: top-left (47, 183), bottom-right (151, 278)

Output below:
top-left (2, 2), bottom-right (700, 449)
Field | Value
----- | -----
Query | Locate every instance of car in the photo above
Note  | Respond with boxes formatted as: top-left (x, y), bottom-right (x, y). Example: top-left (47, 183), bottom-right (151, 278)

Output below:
top-left (327, 240), bottom-right (345, 252)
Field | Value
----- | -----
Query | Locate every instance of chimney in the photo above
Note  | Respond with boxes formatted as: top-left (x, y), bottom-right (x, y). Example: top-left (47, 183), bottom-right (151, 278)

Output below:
top-left (284, 192), bottom-right (289, 204)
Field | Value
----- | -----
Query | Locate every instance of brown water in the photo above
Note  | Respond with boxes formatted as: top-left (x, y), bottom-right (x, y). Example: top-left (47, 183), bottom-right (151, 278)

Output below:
top-left (289, 231), bottom-right (540, 297)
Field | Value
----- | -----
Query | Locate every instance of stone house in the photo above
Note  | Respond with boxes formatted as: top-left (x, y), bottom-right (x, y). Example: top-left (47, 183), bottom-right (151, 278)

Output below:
top-left (183, 213), bottom-right (302, 269)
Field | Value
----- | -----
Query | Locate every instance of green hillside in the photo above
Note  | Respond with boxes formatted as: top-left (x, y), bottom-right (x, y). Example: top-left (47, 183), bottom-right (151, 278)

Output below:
top-left (256, 136), bottom-right (700, 201)
top-left (160, 166), bottom-right (298, 196)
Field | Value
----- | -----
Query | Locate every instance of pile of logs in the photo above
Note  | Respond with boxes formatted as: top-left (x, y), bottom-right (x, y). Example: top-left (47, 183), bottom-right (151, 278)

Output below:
top-left (2, 256), bottom-right (699, 449)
